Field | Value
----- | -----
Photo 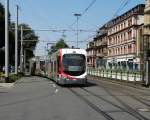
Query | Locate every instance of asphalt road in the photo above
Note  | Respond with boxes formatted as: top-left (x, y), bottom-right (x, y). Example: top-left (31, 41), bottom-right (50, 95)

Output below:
top-left (0, 76), bottom-right (150, 120)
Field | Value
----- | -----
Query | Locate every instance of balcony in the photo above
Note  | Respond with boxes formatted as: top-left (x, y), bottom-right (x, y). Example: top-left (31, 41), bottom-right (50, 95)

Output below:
top-left (145, 2), bottom-right (150, 13)
top-left (96, 52), bottom-right (107, 57)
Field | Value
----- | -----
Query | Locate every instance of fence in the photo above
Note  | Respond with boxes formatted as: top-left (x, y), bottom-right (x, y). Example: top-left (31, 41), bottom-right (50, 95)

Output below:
top-left (0, 73), bottom-right (5, 82)
top-left (87, 69), bottom-right (142, 84)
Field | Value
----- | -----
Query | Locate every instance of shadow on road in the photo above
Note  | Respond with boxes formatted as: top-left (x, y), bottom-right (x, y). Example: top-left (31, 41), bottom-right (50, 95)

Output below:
top-left (61, 81), bottom-right (97, 88)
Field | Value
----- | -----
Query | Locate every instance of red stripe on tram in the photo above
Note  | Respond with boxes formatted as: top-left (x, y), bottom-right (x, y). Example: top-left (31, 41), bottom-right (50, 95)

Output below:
top-left (59, 49), bottom-right (77, 80)
top-left (59, 49), bottom-right (63, 79)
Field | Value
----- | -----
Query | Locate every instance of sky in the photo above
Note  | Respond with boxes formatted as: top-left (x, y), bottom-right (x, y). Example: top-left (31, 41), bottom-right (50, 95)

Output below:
top-left (0, 0), bottom-right (144, 57)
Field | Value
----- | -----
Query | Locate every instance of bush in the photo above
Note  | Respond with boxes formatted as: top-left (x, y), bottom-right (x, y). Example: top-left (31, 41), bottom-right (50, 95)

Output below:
top-left (9, 73), bottom-right (22, 83)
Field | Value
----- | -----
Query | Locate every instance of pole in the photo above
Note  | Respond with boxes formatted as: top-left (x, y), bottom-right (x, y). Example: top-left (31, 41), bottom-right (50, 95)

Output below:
top-left (24, 49), bottom-right (26, 73)
top-left (45, 43), bottom-right (49, 75)
top-left (74, 13), bottom-right (81, 48)
top-left (20, 25), bottom-right (23, 73)
top-left (5, 0), bottom-right (9, 82)
top-left (77, 16), bottom-right (79, 48)
top-left (45, 46), bottom-right (47, 75)
top-left (15, 5), bottom-right (19, 75)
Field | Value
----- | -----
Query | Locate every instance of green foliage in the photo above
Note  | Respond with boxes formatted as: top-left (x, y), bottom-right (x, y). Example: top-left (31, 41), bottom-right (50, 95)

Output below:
top-left (49, 38), bottom-right (69, 55)
top-left (9, 73), bottom-right (23, 83)
top-left (19, 24), bottom-right (38, 50)
top-left (18, 24), bottom-right (39, 61)
top-left (0, 2), bottom-right (39, 71)
top-left (0, 3), bottom-right (5, 68)
top-left (55, 38), bottom-right (69, 49)
top-left (0, 3), bottom-right (13, 70)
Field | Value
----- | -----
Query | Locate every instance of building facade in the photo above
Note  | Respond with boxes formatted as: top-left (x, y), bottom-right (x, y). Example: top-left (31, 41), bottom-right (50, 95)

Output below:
top-left (107, 4), bottom-right (145, 71)
top-left (144, 0), bottom-right (150, 46)
top-left (86, 4), bottom-right (145, 71)
top-left (93, 25), bottom-right (108, 68)
top-left (87, 41), bottom-right (96, 68)
top-left (87, 25), bottom-right (108, 68)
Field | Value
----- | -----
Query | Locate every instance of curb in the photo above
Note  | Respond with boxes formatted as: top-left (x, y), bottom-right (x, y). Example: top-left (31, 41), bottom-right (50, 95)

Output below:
top-left (88, 75), bottom-right (150, 91)
top-left (0, 83), bottom-right (14, 88)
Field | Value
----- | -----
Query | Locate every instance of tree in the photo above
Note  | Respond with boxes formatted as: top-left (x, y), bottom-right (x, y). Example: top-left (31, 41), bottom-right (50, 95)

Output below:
top-left (18, 23), bottom-right (39, 63)
top-left (0, 2), bottom-right (39, 71)
top-left (0, 3), bottom-right (13, 70)
top-left (0, 3), bottom-right (5, 70)
top-left (49, 38), bottom-right (69, 55)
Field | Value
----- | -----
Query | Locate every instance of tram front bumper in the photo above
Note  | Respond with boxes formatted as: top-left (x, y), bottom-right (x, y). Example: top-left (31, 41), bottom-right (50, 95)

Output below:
top-left (59, 78), bottom-right (87, 85)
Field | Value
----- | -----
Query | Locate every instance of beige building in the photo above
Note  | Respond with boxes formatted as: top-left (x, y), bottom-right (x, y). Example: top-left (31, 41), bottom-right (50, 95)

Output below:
top-left (144, 0), bottom-right (150, 35)
top-left (87, 41), bottom-right (96, 68)
top-left (87, 24), bottom-right (108, 68)
top-left (93, 25), bottom-right (108, 68)
top-left (87, 4), bottom-right (146, 71)
top-left (143, 0), bottom-right (150, 49)
top-left (107, 4), bottom-right (145, 70)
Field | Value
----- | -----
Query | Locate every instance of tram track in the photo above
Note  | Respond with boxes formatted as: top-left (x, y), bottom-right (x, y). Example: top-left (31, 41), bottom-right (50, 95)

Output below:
top-left (80, 87), bottom-right (149, 120)
top-left (93, 80), bottom-right (150, 120)
top-left (128, 95), bottom-right (150, 108)
top-left (68, 88), bottom-right (115, 120)
top-left (63, 74), bottom-right (150, 120)
top-left (68, 85), bottom-right (149, 120)
top-left (92, 78), bottom-right (150, 108)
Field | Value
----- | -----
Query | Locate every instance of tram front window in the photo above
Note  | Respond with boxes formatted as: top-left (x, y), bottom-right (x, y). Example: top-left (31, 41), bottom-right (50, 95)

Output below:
top-left (62, 54), bottom-right (86, 76)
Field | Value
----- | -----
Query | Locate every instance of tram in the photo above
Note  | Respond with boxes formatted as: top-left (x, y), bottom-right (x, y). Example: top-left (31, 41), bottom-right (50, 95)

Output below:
top-left (47, 48), bottom-right (87, 85)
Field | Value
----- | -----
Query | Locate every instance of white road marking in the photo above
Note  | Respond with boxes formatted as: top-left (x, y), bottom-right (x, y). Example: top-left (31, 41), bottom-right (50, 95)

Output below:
top-left (138, 108), bottom-right (149, 112)
top-left (55, 89), bottom-right (59, 93)
top-left (0, 83), bottom-right (14, 88)
top-left (52, 84), bottom-right (56, 88)
top-left (49, 81), bottom-right (53, 84)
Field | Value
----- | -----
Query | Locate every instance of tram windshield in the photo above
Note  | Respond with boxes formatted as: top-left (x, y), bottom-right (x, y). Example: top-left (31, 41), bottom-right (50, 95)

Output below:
top-left (62, 54), bottom-right (86, 76)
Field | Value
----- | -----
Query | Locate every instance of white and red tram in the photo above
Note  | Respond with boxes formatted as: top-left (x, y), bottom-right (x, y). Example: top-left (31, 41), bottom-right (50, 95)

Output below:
top-left (47, 48), bottom-right (87, 85)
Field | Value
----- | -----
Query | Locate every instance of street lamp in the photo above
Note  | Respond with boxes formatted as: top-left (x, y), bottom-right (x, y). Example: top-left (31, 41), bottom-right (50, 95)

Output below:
top-left (20, 25), bottom-right (23, 73)
top-left (74, 13), bottom-right (81, 48)
top-left (45, 43), bottom-right (55, 74)
top-left (15, 5), bottom-right (19, 75)
top-left (5, 0), bottom-right (9, 82)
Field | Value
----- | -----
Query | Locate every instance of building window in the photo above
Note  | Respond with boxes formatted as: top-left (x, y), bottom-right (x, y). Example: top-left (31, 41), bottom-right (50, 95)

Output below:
top-left (120, 47), bottom-right (123, 54)
top-left (132, 44), bottom-right (135, 53)
top-left (128, 44), bottom-right (132, 53)
top-left (128, 19), bottom-right (132, 27)
top-left (124, 22), bottom-right (126, 28)
top-left (118, 35), bottom-right (120, 44)
top-left (124, 46), bottom-right (126, 54)
top-left (113, 48), bottom-right (115, 56)
top-left (118, 48), bottom-right (120, 55)
top-left (121, 23), bottom-right (123, 30)
top-left (118, 25), bottom-right (120, 31)
top-left (128, 30), bottom-right (132, 40)
top-left (113, 36), bottom-right (115, 44)
top-left (113, 28), bottom-right (115, 33)
top-left (121, 34), bottom-right (123, 43)
top-left (109, 38), bottom-right (111, 45)
top-left (124, 33), bottom-right (126, 41)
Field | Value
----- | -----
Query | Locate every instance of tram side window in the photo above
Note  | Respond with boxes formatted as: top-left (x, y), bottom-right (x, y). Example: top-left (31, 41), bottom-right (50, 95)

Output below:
top-left (54, 61), bottom-right (56, 72)
top-left (51, 62), bottom-right (53, 72)
top-left (57, 56), bottom-right (60, 73)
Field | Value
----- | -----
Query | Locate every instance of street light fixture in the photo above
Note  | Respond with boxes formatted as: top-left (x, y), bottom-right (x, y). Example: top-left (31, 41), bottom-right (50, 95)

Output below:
top-left (5, 0), bottom-right (9, 82)
top-left (74, 13), bottom-right (81, 48)
top-left (15, 5), bottom-right (19, 75)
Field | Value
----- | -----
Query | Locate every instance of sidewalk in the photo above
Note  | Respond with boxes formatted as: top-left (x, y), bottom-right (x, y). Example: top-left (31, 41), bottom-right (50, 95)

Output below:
top-left (88, 75), bottom-right (150, 91)
top-left (0, 83), bottom-right (14, 88)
